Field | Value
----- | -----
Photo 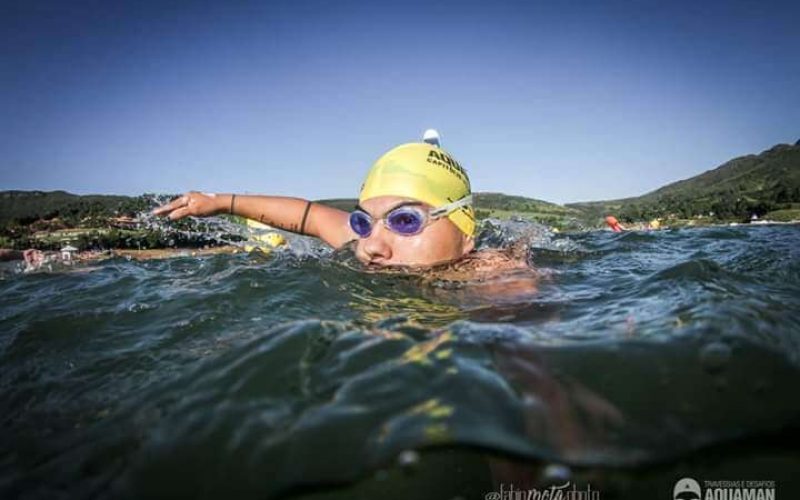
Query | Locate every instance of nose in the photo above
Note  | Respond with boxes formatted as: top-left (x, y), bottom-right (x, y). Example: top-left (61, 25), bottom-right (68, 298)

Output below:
top-left (361, 224), bottom-right (393, 263)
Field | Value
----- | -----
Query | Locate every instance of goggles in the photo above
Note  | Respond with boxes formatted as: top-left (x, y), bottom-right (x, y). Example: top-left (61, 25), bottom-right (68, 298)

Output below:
top-left (349, 195), bottom-right (473, 238)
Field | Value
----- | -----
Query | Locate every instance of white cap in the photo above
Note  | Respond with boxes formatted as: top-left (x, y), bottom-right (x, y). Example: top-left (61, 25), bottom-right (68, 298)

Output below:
top-left (422, 129), bottom-right (441, 147)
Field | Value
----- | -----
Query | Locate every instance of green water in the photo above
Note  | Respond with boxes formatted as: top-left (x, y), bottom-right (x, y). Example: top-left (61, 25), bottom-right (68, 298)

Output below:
top-left (2, 223), bottom-right (799, 499)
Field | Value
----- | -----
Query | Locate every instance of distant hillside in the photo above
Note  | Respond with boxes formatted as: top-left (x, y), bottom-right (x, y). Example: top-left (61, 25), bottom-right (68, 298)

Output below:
top-left (0, 191), bottom-right (233, 250)
top-left (472, 192), bottom-right (579, 215)
top-left (471, 192), bottom-right (584, 227)
top-left (315, 198), bottom-right (356, 212)
top-left (0, 190), bottom-right (150, 225)
top-left (568, 142), bottom-right (800, 222)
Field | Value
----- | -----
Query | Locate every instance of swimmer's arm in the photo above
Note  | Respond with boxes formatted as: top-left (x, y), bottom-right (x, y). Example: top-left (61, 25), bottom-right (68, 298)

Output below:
top-left (227, 195), bottom-right (353, 248)
top-left (153, 192), bottom-right (354, 249)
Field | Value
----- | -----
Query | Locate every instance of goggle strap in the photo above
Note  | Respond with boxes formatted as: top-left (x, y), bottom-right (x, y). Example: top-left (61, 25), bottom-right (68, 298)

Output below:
top-left (429, 194), bottom-right (473, 218)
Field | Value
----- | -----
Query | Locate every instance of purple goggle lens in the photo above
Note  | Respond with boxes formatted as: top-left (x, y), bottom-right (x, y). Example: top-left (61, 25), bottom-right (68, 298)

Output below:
top-left (349, 210), bottom-right (374, 237)
top-left (349, 206), bottom-right (426, 238)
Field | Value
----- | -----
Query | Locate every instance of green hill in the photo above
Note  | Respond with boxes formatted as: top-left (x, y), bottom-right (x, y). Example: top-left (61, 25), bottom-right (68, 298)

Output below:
top-left (0, 192), bottom-right (204, 250)
top-left (471, 192), bottom-right (583, 227)
top-left (0, 190), bottom-right (151, 225)
top-left (568, 142), bottom-right (800, 223)
top-left (314, 198), bottom-right (357, 212)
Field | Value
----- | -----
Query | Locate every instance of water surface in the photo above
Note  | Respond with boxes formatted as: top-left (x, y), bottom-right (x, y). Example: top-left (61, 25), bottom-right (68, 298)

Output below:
top-left (2, 223), bottom-right (799, 499)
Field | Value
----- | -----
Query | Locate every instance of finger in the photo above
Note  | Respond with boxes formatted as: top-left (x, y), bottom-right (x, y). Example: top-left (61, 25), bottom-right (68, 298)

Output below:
top-left (153, 195), bottom-right (188, 215)
top-left (152, 200), bottom-right (177, 216)
top-left (168, 206), bottom-right (191, 220)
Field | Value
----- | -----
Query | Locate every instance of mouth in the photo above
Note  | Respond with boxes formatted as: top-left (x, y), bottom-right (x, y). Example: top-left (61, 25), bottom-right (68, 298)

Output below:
top-left (362, 261), bottom-right (421, 276)
top-left (365, 260), bottom-right (397, 271)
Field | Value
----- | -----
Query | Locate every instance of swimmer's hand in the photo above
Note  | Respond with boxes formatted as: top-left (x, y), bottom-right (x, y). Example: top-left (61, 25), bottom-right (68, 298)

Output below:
top-left (152, 192), bottom-right (227, 220)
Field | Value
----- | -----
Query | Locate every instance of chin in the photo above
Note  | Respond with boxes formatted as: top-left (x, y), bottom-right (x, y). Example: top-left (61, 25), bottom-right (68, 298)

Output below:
top-left (405, 255), bottom-right (460, 268)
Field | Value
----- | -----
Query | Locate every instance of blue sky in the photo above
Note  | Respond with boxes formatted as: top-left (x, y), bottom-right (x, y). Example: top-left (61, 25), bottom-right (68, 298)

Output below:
top-left (2, 0), bottom-right (798, 204)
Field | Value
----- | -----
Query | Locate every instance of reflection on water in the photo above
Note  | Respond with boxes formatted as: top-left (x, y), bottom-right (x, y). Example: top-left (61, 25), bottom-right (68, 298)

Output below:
top-left (1, 222), bottom-right (800, 499)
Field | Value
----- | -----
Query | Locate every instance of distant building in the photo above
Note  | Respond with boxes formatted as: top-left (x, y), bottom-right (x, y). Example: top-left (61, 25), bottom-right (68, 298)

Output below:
top-left (60, 245), bottom-right (78, 261)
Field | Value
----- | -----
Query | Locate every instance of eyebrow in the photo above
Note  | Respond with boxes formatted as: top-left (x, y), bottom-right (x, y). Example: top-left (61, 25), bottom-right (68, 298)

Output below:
top-left (355, 201), bottom-right (424, 217)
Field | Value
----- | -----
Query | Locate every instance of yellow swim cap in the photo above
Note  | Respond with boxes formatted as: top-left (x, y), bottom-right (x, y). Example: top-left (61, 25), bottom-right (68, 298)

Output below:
top-left (358, 142), bottom-right (476, 236)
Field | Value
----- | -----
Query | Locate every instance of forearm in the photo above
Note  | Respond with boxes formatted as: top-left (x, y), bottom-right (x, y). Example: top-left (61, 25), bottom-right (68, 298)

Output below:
top-left (228, 194), bottom-right (313, 233)
top-left (225, 194), bottom-right (353, 248)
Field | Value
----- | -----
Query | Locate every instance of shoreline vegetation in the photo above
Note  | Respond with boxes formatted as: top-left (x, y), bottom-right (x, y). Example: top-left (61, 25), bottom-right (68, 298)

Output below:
top-left (2, 141), bottom-right (798, 252)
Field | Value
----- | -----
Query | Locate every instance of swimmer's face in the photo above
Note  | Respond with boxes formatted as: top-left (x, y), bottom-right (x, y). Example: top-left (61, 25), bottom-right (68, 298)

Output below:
top-left (353, 196), bottom-right (474, 267)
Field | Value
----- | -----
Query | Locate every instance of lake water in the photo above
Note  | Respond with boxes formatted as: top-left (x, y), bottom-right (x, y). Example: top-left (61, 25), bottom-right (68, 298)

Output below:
top-left (2, 222), bottom-right (799, 499)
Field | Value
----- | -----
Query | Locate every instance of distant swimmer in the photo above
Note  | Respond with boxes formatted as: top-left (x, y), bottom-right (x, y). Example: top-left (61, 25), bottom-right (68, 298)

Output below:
top-left (605, 215), bottom-right (625, 232)
top-left (0, 248), bottom-right (108, 272)
top-left (0, 248), bottom-right (44, 267)
top-left (154, 130), bottom-right (536, 290)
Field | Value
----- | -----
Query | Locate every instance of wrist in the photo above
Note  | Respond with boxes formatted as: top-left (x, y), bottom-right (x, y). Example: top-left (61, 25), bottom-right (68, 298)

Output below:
top-left (228, 194), bottom-right (237, 215)
top-left (213, 193), bottom-right (235, 215)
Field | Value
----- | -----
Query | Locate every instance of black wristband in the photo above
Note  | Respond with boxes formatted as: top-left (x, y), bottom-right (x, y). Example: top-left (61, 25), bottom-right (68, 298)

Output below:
top-left (230, 194), bottom-right (236, 214)
top-left (299, 201), bottom-right (312, 235)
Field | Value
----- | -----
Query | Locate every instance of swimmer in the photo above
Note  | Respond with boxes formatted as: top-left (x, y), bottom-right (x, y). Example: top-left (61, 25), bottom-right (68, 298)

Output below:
top-left (0, 248), bottom-right (45, 268)
top-left (0, 248), bottom-right (114, 272)
top-left (605, 215), bottom-right (625, 232)
top-left (154, 131), bottom-right (532, 278)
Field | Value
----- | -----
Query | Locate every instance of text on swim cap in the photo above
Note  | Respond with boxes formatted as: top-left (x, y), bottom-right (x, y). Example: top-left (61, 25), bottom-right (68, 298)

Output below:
top-left (426, 150), bottom-right (470, 189)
